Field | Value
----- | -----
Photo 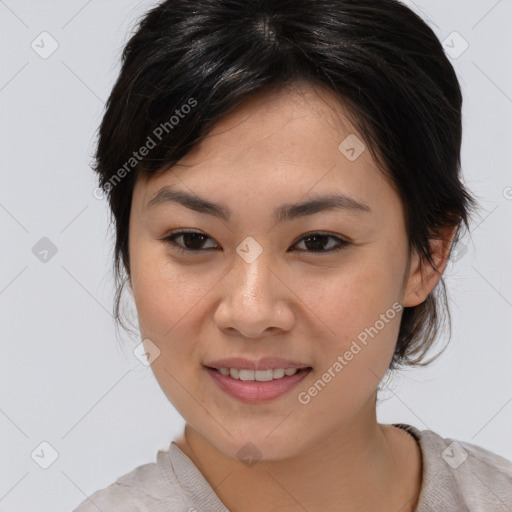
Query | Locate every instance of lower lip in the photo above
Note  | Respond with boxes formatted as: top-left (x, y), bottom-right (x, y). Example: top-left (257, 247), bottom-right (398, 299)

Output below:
top-left (205, 367), bottom-right (312, 404)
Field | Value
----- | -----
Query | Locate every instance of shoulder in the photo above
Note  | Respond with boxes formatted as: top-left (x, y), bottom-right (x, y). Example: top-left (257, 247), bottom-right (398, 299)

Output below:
top-left (394, 424), bottom-right (512, 511)
top-left (72, 445), bottom-right (190, 511)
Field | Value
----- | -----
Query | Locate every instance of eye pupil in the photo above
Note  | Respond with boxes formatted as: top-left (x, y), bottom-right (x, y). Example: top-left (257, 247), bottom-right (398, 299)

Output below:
top-left (182, 233), bottom-right (207, 250)
top-left (304, 235), bottom-right (329, 251)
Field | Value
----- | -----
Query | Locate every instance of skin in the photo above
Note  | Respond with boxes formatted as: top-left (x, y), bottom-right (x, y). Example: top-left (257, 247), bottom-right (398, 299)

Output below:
top-left (128, 82), bottom-right (455, 512)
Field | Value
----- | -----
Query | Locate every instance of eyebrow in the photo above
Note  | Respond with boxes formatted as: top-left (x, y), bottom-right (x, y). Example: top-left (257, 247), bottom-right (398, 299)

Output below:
top-left (146, 186), bottom-right (371, 222)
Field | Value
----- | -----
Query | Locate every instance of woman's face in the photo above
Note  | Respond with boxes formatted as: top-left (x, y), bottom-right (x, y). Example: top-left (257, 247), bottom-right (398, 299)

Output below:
top-left (128, 84), bottom-right (431, 461)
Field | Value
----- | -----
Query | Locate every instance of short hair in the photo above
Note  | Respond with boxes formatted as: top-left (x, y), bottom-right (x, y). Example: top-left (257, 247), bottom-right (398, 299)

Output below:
top-left (93, 0), bottom-right (478, 371)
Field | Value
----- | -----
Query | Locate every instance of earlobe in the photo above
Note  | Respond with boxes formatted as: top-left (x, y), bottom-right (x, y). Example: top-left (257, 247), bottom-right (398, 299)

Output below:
top-left (402, 225), bottom-right (457, 307)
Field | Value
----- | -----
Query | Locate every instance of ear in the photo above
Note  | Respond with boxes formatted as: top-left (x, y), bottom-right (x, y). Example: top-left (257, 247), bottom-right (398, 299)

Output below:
top-left (403, 225), bottom-right (457, 308)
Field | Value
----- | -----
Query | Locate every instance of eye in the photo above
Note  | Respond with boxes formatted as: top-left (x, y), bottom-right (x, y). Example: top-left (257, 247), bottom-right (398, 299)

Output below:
top-left (161, 230), bottom-right (219, 253)
top-left (291, 232), bottom-right (350, 253)
top-left (161, 230), bottom-right (350, 255)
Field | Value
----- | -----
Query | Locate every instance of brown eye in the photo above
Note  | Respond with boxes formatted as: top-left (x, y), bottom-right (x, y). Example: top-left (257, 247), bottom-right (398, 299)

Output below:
top-left (292, 233), bottom-right (350, 253)
top-left (162, 230), bottom-right (219, 253)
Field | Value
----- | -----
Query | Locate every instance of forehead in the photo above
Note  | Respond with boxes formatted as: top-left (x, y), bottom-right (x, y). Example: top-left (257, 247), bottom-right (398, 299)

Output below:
top-left (133, 83), bottom-right (401, 223)
top-left (185, 83), bottom-right (361, 163)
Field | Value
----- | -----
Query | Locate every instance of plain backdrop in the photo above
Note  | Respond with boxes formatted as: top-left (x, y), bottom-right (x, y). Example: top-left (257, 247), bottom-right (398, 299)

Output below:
top-left (1, 0), bottom-right (511, 510)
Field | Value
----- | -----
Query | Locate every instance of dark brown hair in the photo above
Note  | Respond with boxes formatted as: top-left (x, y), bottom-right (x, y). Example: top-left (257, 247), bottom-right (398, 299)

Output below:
top-left (92, 0), bottom-right (478, 370)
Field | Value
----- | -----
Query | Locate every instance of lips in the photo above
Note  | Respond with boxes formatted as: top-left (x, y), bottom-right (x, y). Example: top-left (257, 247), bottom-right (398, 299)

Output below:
top-left (205, 365), bottom-right (312, 403)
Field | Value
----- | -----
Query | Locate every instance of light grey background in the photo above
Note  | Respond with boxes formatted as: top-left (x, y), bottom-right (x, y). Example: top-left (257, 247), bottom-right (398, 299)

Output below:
top-left (1, 0), bottom-right (511, 510)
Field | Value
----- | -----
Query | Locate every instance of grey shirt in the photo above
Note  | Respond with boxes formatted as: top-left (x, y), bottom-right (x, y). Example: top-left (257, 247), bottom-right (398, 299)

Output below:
top-left (73, 423), bottom-right (512, 511)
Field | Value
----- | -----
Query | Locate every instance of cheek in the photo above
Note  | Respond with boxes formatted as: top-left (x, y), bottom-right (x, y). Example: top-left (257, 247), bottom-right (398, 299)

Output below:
top-left (130, 252), bottom-right (212, 414)
top-left (295, 269), bottom-right (402, 419)
top-left (297, 254), bottom-right (403, 335)
top-left (130, 244), bottom-right (221, 340)
top-left (295, 255), bottom-right (403, 385)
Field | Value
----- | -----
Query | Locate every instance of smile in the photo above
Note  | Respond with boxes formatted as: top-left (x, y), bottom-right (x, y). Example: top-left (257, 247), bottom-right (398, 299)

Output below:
top-left (205, 366), bottom-right (312, 403)
top-left (217, 367), bottom-right (301, 381)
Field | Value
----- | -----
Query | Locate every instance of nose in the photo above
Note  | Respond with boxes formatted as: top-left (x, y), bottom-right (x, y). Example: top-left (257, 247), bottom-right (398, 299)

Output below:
top-left (213, 247), bottom-right (295, 338)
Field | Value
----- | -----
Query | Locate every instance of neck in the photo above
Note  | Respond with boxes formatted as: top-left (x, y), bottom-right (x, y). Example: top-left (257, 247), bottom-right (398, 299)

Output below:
top-left (175, 407), bottom-right (422, 512)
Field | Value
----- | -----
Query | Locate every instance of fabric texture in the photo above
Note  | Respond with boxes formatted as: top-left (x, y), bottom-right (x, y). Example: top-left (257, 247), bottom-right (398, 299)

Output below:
top-left (73, 423), bottom-right (512, 511)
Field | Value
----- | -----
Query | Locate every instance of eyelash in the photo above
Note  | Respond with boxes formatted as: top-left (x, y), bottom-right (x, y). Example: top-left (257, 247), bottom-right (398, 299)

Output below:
top-left (161, 229), bottom-right (350, 255)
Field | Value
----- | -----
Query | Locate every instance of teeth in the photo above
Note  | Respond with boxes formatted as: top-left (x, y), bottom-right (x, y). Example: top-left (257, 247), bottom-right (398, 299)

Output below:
top-left (217, 367), bottom-right (301, 381)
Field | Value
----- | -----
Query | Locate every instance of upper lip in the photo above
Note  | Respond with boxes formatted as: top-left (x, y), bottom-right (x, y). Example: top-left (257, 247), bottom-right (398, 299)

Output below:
top-left (205, 357), bottom-right (311, 371)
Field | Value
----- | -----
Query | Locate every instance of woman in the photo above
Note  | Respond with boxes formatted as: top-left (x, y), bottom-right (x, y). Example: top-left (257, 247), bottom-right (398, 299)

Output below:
top-left (74, 0), bottom-right (512, 510)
